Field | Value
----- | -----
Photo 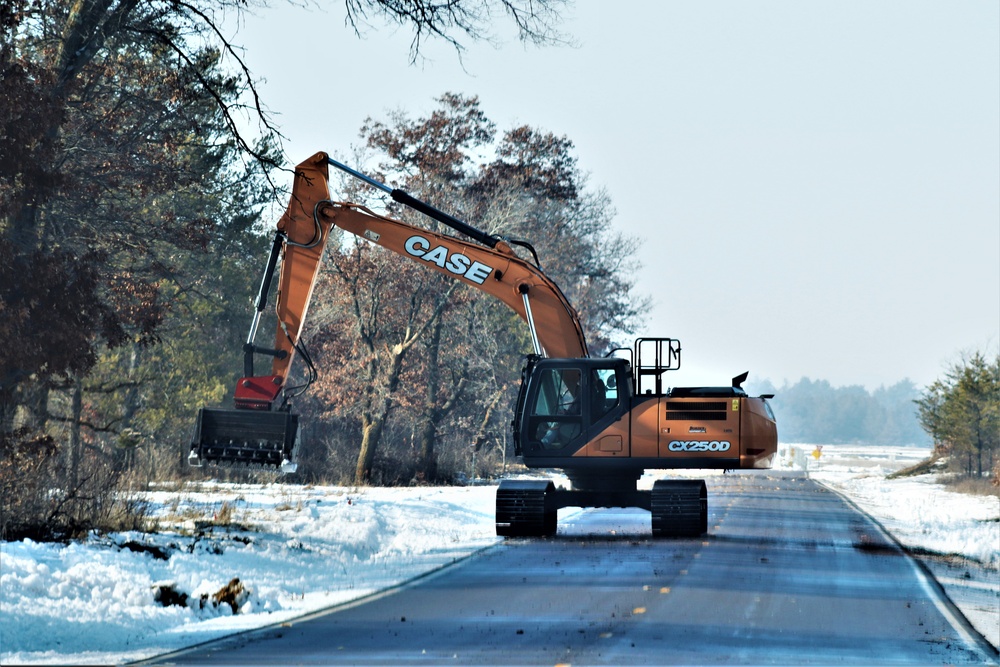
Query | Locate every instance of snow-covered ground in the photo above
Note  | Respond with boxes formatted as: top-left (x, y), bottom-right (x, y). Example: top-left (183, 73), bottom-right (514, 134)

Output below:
top-left (0, 484), bottom-right (501, 665)
top-left (802, 443), bottom-right (1000, 650)
top-left (1, 444), bottom-right (997, 665)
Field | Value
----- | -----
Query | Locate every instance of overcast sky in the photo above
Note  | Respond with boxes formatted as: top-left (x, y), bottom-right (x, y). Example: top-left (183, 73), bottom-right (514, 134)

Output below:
top-left (232, 0), bottom-right (999, 391)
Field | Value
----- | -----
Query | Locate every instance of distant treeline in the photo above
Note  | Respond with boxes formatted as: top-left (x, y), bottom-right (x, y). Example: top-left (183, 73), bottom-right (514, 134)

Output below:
top-left (748, 378), bottom-right (931, 446)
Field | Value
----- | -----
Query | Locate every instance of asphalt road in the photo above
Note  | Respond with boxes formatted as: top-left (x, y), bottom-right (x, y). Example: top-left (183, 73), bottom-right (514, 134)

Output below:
top-left (153, 471), bottom-right (995, 665)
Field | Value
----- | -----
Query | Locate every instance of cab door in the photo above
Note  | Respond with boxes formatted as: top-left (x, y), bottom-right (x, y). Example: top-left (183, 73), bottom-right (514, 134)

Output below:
top-left (580, 365), bottom-right (631, 457)
top-left (525, 366), bottom-right (585, 453)
top-left (520, 360), bottom-right (631, 459)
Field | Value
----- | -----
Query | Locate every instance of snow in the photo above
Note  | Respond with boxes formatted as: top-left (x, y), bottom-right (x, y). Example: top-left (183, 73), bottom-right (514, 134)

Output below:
top-left (800, 443), bottom-right (1000, 649)
top-left (1, 485), bottom-right (500, 664)
top-left (804, 445), bottom-right (998, 568)
top-left (1, 445), bottom-right (997, 665)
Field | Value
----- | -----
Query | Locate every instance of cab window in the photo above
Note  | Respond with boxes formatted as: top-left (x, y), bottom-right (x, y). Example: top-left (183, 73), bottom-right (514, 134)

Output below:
top-left (590, 368), bottom-right (619, 423)
top-left (532, 368), bottom-right (581, 416)
top-left (531, 368), bottom-right (582, 449)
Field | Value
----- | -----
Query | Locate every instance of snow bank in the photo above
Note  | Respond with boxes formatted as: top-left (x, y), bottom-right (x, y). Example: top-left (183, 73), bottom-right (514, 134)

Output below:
top-left (0, 484), bottom-right (499, 665)
top-left (798, 443), bottom-right (999, 650)
top-left (801, 444), bottom-right (999, 568)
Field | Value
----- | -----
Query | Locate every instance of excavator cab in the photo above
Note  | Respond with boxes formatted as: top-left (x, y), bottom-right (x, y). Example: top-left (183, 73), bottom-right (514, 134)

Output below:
top-left (514, 357), bottom-right (634, 460)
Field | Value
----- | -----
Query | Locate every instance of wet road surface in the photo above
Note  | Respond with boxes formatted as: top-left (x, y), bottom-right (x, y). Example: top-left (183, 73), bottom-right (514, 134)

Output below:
top-left (152, 471), bottom-right (995, 665)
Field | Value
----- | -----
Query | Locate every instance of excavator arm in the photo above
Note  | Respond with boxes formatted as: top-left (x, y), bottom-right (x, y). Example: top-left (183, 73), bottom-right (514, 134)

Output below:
top-left (190, 151), bottom-right (778, 541)
top-left (189, 151), bottom-right (587, 469)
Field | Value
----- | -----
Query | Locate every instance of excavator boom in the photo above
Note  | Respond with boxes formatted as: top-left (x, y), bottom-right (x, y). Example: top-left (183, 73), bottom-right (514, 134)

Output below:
top-left (189, 152), bottom-right (587, 469)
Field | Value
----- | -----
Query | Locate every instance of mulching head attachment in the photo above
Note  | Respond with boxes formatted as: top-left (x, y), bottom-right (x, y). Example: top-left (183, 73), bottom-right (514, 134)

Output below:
top-left (189, 408), bottom-right (298, 473)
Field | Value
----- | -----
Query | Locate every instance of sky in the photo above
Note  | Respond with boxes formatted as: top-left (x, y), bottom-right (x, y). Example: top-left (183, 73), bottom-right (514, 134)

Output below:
top-left (228, 0), bottom-right (999, 391)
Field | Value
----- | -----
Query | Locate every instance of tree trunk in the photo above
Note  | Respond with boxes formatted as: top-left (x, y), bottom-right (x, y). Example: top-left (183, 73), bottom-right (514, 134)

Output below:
top-left (116, 345), bottom-right (141, 472)
top-left (471, 385), bottom-right (507, 452)
top-left (351, 284), bottom-right (459, 485)
top-left (416, 417), bottom-right (438, 483)
top-left (19, 381), bottom-right (47, 432)
top-left (416, 319), bottom-right (444, 482)
top-left (355, 417), bottom-right (384, 485)
top-left (0, 389), bottom-right (17, 436)
top-left (415, 305), bottom-right (469, 482)
top-left (353, 348), bottom-right (406, 485)
top-left (67, 377), bottom-right (82, 490)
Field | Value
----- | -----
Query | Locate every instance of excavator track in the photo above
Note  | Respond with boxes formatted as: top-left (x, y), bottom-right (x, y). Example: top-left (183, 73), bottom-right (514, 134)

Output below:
top-left (496, 480), bottom-right (557, 537)
top-left (651, 479), bottom-right (707, 537)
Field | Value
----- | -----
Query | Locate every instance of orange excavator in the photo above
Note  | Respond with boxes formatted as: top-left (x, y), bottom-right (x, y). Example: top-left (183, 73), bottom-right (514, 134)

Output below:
top-left (189, 152), bottom-right (777, 537)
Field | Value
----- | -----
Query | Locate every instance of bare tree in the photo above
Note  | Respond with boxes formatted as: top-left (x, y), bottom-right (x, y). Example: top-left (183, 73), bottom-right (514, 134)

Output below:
top-left (301, 94), bottom-right (648, 484)
top-left (345, 0), bottom-right (570, 63)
